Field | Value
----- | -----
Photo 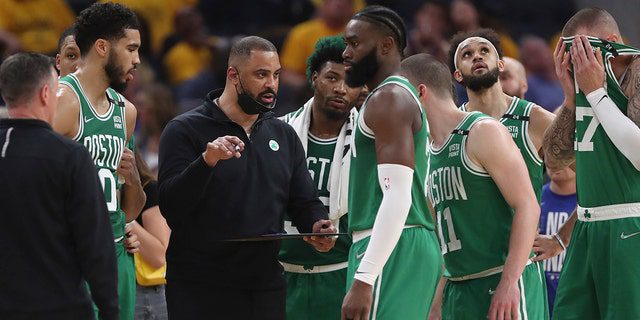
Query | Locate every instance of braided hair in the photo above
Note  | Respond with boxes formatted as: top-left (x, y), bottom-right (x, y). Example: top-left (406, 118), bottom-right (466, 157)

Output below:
top-left (353, 5), bottom-right (407, 55)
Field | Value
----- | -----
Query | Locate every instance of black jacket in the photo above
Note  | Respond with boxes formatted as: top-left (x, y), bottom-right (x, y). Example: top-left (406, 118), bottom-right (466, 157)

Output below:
top-left (158, 90), bottom-right (327, 289)
top-left (0, 119), bottom-right (118, 320)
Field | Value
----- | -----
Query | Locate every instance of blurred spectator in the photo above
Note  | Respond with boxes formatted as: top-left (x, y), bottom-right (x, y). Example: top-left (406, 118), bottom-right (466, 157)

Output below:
top-left (501, 0), bottom-right (576, 41)
top-left (520, 35), bottom-right (564, 112)
top-left (279, 0), bottom-right (360, 109)
top-left (162, 6), bottom-right (216, 85)
top-left (500, 56), bottom-right (528, 99)
top-left (406, 1), bottom-right (450, 62)
top-left (176, 38), bottom-right (232, 112)
top-left (130, 150), bottom-right (171, 320)
top-left (99, 0), bottom-right (196, 55)
top-left (449, 0), bottom-right (519, 59)
top-left (0, 0), bottom-right (75, 54)
top-left (197, 0), bottom-right (315, 39)
top-left (55, 27), bottom-right (81, 77)
top-left (135, 84), bottom-right (178, 174)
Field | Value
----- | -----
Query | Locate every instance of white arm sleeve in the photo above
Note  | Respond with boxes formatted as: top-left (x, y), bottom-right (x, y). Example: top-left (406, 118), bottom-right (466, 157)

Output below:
top-left (354, 163), bottom-right (413, 286)
top-left (587, 88), bottom-right (640, 170)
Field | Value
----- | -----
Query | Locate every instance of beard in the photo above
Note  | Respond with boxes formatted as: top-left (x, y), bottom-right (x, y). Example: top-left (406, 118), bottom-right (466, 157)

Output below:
top-left (461, 66), bottom-right (500, 92)
top-left (345, 48), bottom-right (379, 88)
top-left (105, 52), bottom-right (129, 93)
top-left (320, 99), bottom-right (351, 121)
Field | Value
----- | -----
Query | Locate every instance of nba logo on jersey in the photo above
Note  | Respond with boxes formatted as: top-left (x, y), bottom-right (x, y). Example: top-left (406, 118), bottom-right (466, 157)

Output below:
top-left (113, 115), bottom-right (123, 129)
top-left (384, 177), bottom-right (390, 190)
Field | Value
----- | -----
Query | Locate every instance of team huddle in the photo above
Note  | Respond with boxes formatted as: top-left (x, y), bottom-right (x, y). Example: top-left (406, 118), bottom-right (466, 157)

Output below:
top-left (0, 2), bottom-right (639, 320)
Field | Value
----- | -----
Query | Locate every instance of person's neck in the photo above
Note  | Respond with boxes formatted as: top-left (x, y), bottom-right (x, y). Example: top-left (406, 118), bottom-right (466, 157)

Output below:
top-left (465, 85), bottom-right (511, 119)
top-left (309, 100), bottom-right (346, 139)
top-left (7, 106), bottom-right (47, 123)
top-left (74, 61), bottom-right (110, 110)
top-left (218, 88), bottom-right (259, 134)
top-left (367, 61), bottom-right (401, 90)
top-left (549, 179), bottom-right (576, 196)
top-left (427, 96), bottom-right (467, 148)
top-left (612, 55), bottom-right (634, 81)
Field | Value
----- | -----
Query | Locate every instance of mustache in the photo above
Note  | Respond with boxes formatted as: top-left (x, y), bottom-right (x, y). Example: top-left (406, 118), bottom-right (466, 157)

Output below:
top-left (258, 89), bottom-right (276, 97)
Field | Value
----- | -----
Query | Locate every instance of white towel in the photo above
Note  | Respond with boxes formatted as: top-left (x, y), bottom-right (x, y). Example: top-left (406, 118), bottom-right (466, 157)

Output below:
top-left (282, 98), bottom-right (356, 222)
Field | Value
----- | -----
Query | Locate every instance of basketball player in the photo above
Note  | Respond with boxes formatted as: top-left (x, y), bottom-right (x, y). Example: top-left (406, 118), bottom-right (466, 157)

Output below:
top-left (55, 27), bottom-right (81, 77)
top-left (402, 53), bottom-right (547, 320)
top-left (500, 56), bottom-right (528, 99)
top-left (448, 28), bottom-right (556, 202)
top-left (279, 35), bottom-right (362, 320)
top-left (340, 6), bottom-right (442, 320)
top-left (543, 8), bottom-right (640, 319)
top-left (52, 3), bottom-right (145, 320)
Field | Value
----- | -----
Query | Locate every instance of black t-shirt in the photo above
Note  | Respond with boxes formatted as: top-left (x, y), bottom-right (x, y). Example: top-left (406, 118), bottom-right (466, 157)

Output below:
top-left (136, 180), bottom-right (159, 226)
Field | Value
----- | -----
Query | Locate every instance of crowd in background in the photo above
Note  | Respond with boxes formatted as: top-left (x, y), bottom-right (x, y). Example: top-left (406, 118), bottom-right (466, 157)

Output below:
top-left (0, 0), bottom-right (578, 176)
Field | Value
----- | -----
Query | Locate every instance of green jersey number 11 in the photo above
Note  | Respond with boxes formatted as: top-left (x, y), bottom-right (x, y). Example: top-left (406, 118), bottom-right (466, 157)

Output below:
top-left (436, 207), bottom-right (462, 254)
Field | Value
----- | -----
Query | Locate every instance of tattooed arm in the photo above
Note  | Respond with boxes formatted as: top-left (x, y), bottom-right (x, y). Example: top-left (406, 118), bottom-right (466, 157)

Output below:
top-left (621, 57), bottom-right (640, 127)
top-left (543, 106), bottom-right (576, 170)
top-left (543, 40), bottom-right (577, 170)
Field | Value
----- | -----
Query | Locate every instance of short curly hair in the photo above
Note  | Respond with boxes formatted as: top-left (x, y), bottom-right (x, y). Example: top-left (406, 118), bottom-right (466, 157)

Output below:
top-left (305, 35), bottom-right (346, 86)
top-left (74, 2), bottom-right (140, 56)
top-left (447, 28), bottom-right (503, 72)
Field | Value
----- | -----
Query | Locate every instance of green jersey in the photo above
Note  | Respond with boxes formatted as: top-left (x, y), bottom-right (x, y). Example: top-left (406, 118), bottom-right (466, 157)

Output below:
top-left (562, 36), bottom-right (640, 208)
top-left (279, 133), bottom-right (351, 266)
top-left (348, 75), bottom-right (433, 232)
top-left (461, 97), bottom-right (543, 201)
top-left (60, 74), bottom-right (128, 239)
top-left (428, 112), bottom-right (514, 278)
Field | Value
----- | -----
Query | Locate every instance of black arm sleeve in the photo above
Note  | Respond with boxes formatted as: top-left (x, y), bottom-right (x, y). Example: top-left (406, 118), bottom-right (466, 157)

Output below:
top-left (66, 147), bottom-right (119, 320)
top-left (287, 133), bottom-right (328, 232)
top-left (157, 120), bottom-right (215, 229)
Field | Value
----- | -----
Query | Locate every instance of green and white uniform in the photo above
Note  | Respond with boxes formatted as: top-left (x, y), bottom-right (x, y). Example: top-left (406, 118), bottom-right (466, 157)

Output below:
top-left (461, 97), bottom-right (544, 201)
top-left (279, 131), bottom-right (351, 320)
top-left (553, 37), bottom-right (640, 320)
top-left (60, 74), bottom-right (136, 320)
top-left (428, 111), bottom-right (548, 319)
top-left (348, 75), bottom-right (442, 320)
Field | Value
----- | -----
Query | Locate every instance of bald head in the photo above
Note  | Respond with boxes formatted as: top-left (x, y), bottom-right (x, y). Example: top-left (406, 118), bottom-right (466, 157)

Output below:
top-left (562, 7), bottom-right (620, 39)
top-left (500, 57), bottom-right (527, 98)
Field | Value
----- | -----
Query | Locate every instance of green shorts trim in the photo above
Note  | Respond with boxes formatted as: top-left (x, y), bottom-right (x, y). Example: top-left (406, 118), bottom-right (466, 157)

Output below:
top-left (553, 217), bottom-right (640, 319)
top-left (347, 227), bottom-right (442, 320)
top-left (442, 262), bottom-right (549, 320)
top-left (284, 267), bottom-right (347, 320)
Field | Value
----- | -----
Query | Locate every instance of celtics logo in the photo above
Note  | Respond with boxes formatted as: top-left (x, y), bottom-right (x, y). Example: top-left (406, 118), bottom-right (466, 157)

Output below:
top-left (269, 140), bottom-right (280, 151)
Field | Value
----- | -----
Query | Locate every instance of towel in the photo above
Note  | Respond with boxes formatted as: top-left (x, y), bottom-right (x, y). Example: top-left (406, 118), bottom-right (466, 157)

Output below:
top-left (282, 98), bottom-right (356, 222)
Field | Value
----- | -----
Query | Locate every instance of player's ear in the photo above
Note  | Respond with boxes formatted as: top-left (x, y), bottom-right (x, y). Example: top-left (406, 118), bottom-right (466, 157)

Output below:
top-left (606, 33), bottom-right (621, 44)
top-left (310, 71), bottom-right (319, 89)
top-left (453, 70), bottom-right (464, 83)
top-left (417, 84), bottom-right (428, 100)
top-left (95, 39), bottom-right (109, 58)
top-left (380, 36), bottom-right (394, 55)
top-left (497, 59), bottom-right (505, 72)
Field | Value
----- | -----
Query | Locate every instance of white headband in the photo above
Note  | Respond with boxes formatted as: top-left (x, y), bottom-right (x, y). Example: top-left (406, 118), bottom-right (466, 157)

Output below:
top-left (453, 36), bottom-right (500, 70)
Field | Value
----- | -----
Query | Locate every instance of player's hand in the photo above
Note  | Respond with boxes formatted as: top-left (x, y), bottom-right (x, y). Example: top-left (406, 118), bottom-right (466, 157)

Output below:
top-left (124, 222), bottom-right (140, 253)
top-left (304, 219), bottom-right (336, 252)
top-left (342, 280), bottom-right (373, 320)
top-left (117, 148), bottom-right (141, 187)
top-left (488, 279), bottom-right (520, 320)
top-left (571, 35), bottom-right (605, 95)
top-left (532, 234), bottom-right (564, 262)
top-left (202, 136), bottom-right (244, 166)
top-left (553, 39), bottom-right (576, 109)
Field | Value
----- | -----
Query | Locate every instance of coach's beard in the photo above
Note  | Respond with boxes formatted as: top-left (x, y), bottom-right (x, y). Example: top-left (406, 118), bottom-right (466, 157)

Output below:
top-left (462, 67), bottom-right (500, 92)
